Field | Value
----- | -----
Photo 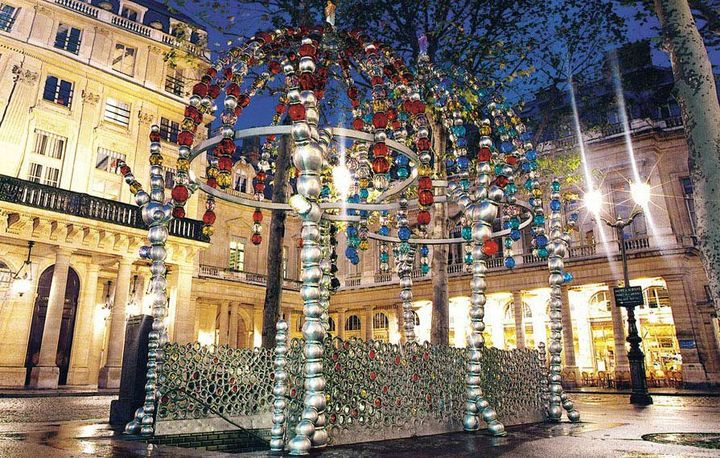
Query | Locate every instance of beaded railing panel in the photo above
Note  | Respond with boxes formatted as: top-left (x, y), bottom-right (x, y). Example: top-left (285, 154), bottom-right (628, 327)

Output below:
top-left (287, 338), bottom-right (546, 445)
top-left (156, 343), bottom-right (275, 423)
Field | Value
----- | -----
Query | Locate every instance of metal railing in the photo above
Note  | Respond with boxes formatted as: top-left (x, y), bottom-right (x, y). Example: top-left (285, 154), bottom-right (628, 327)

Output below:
top-left (0, 175), bottom-right (206, 242)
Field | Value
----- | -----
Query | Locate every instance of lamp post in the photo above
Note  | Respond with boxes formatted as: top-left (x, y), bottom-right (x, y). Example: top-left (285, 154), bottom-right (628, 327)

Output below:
top-left (585, 182), bottom-right (653, 406)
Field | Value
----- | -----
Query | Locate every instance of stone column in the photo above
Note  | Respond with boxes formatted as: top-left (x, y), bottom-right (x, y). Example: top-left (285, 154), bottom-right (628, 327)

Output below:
top-left (365, 307), bottom-right (374, 341)
top-left (172, 264), bottom-right (196, 344)
top-left (67, 263), bottom-right (100, 385)
top-left (512, 290), bottom-right (526, 349)
top-left (665, 275), bottom-right (708, 385)
top-left (490, 301), bottom-right (505, 349)
top-left (338, 308), bottom-right (346, 340)
top-left (229, 302), bottom-right (239, 348)
top-left (98, 257), bottom-right (133, 389)
top-left (217, 301), bottom-right (229, 346)
top-left (252, 304), bottom-right (263, 347)
top-left (608, 282), bottom-right (631, 375)
top-left (561, 285), bottom-right (579, 375)
top-left (29, 247), bottom-right (74, 388)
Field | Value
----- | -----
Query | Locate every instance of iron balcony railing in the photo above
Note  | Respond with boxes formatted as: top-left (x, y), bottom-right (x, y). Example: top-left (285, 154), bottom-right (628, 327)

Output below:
top-left (0, 175), bottom-right (207, 242)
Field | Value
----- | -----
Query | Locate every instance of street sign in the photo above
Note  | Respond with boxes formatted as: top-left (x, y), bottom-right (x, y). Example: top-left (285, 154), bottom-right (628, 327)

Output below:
top-left (613, 286), bottom-right (644, 308)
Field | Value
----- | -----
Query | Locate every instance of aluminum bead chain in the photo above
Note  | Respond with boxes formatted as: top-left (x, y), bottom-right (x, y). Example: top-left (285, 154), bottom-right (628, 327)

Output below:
top-left (270, 320), bottom-right (290, 452)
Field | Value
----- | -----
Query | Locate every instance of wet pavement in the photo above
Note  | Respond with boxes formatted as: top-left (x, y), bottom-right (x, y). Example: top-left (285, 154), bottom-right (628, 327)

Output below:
top-left (0, 393), bottom-right (718, 457)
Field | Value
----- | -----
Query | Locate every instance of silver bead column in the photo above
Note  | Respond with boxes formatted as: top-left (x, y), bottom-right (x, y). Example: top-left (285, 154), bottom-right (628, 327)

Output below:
top-left (463, 199), bottom-right (505, 436)
top-left (124, 125), bottom-right (173, 436)
top-left (319, 221), bottom-right (332, 333)
top-left (270, 319), bottom-right (289, 452)
top-left (288, 39), bottom-right (327, 455)
top-left (546, 184), bottom-right (580, 422)
top-left (396, 244), bottom-right (416, 343)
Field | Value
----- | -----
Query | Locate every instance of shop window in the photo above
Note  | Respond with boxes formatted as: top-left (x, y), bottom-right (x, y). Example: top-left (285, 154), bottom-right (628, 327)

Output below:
top-left (643, 286), bottom-right (670, 309)
top-left (95, 148), bottom-right (125, 173)
top-left (345, 315), bottom-right (361, 331)
top-left (373, 312), bottom-right (389, 329)
top-left (589, 290), bottom-right (611, 313)
top-left (0, 3), bottom-right (18, 32)
top-left (54, 24), bottom-right (82, 54)
top-left (229, 237), bottom-right (245, 271)
top-left (112, 43), bottom-right (136, 76)
top-left (42, 76), bottom-right (73, 108)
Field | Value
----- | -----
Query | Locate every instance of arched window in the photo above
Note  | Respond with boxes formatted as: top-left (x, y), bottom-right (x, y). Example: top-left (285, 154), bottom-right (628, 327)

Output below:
top-left (503, 301), bottom-right (532, 321)
top-left (412, 311), bottom-right (420, 326)
top-left (589, 290), bottom-right (611, 313)
top-left (0, 262), bottom-right (12, 295)
top-left (345, 315), bottom-right (361, 331)
top-left (643, 286), bottom-right (670, 309)
top-left (295, 316), bottom-right (304, 332)
top-left (373, 312), bottom-right (389, 329)
top-left (328, 317), bottom-right (336, 332)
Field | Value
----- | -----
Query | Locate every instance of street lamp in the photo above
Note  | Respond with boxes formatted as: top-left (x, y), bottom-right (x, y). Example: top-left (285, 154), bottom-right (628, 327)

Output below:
top-left (584, 181), bottom-right (653, 406)
top-left (10, 241), bottom-right (34, 297)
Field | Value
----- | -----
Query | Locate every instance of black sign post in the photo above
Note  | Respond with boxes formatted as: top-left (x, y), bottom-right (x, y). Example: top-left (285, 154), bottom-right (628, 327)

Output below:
top-left (613, 286), bottom-right (643, 308)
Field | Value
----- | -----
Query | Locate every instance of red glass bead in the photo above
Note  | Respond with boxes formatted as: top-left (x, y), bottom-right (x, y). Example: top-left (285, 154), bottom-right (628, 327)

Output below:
top-left (192, 83), bottom-right (208, 97)
top-left (352, 118), bottom-right (364, 130)
top-left (206, 177), bottom-right (217, 188)
top-left (298, 73), bottom-right (314, 90)
top-left (506, 156), bottom-right (518, 165)
top-left (347, 86), bottom-right (358, 99)
top-left (251, 233), bottom-right (262, 245)
top-left (315, 89), bottom-right (325, 100)
top-left (418, 189), bottom-right (434, 206)
top-left (372, 112), bottom-right (387, 129)
top-left (418, 176), bottom-right (433, 190)
top-left (298, 43), bottom-right (316, 57)
top-left (372, 157), bottom-right (389, 174)
top-left (172, 206), bottom-right (185, 219)
top-left (371, 76), bottom-right (383, 86)
top-left (222, 68), bottom-right (233, 80)
top-left (234, 106), bottom-right (243, 117)
top-left (413, 101), bottom-right (426, 114)
top-left (375, 398), bottom-right (382, 408)
top-left (253, 210), bottom-right (263, 223)
top-left (177, 131), bottom-right (194, 146)
top-left (185, 106), bottom-right (201, 124)
top-left (369, 371), bottom-right (377, 381)
top-left (256, 171), bottom-right (267, 182)
top-left (482, 239), bottom-right (499, 256)
top-left (351, 99), bottom-right (360, 108)
top-left (386, 108), bottom-right (397, 121)
top-left (477, 147), bottom-right (492, 162)
top-left (218, 156), bottom-right (233, 171)
top-left (255, 31), bottom-right (271, 43)
top-left (373, 142), bottom-right (388, 157)
top-left (205, 67), bottom-right (217, 78)
top-left (120, 165), bottom-right (130, 175)
top-left (288, 103), bottom-right (306, 121)
top-left (225, 83), bottom-right (240, 98)
top-left (495, 175), bottom-right (509, 188)
top-left (254, 182), bottom-right (265, 193)
top-left (267, 135), bottom-right (276, 142)
top-left (202, 211), bottom-right (216, 225)
top-left (268, 60), bottom-right (281, 74)
top-left (207, 84), bottom-right (220, 99)
top-left (149, 131), bottom-right (160, 142)
top-left (219, 138), bottom-right (236, 155)
top-left (417, 210), bottom-right (431, 225)
top-left (391, 120), bottom-right (401, 130)
top-left (238, 94), bottom-right (250, 108)
top-left (416, 137), bottom-right (430, 151)
top-left (171, 185), bottom-right (189, 203)
top-left (275, 104), bottom-right (286, 114)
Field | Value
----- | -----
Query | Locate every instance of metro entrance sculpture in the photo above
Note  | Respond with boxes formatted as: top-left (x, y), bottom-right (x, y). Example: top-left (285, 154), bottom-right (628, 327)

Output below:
top-left (116, 16), bottom-right (580, 455)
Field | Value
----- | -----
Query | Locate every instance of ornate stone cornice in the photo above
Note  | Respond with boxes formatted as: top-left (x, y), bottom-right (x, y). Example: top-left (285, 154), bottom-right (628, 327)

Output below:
top-left (82, 90), bottom-right (100, 105)
top-left (12, 65), bottom-right (38, 85)
top-left (138, 110), bottom-right (154, 125)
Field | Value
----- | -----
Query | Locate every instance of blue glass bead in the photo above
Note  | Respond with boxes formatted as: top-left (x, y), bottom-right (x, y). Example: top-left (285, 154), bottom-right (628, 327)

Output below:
top-left (461, 179), bottom-right (470, 190)
top-left (569, 213), bottom-right (579, 222)
top-left (350, 255), bottom-right (360, 265)
top-left (551, 180), bottom-right (561, 192)
top-left (563, 271), bottom-right (574, 283)
top-left (504, 257), bottom-right (516, 269)
top-left (503, 220), bottom-right (511, 230)
top-left (457, 156), bottom-right (469, 170)
top-left (421, 264), bottom-right (430, 274)
top-left (520, 132), bottom-right (532, 141)
top-left (379, 226), bottom-right (390, 236)
top-left (510, 229), bottom-right (521, 241)
top-left (524, 179), bottom-right (533, 190)
top-left (349, 236), bottom-right (360, 247)
top-left (522, 162), bottom-right (532, 173)
top-left (363, 113), bottom-right (373, 123)
top-left (445, 158), bottom-right (455, 169)
top-left (396, 155), bottom-right (409, 166)
top-left (461, 226), bottom-right (472, 241)
top-left (506, 183), bottom-right (518, 194)
top-left (464, 253), bottom-right (473, 264)
top-left (380, 252), bottom-right (389, 262)
top-left (500, 141), bottom-right (514, 154)
top-left (536, 234), bottom-right (548, 248)
top-left (398, 226), bottom-right (411, 241)
top-left (346, 225), bottom-right (358, 237)
top-left (550, 199), bottom-right (561, 211)
top-left (359, 188), bottom-right (369, 199)
top-left (345, 246), bottom-right (357, 259)
top-left (504, 238), bottom-right (513, 248)
top-left (397, 167), bottom-right (409, 178)
top-left (360, 210), bottom-right (368, 217)
top-left (497, 125), bottom-right (507, 135)
top-left (537, 247), bottom-right (548, 258)
top-left (510, 217), bottom-right (520, 229)
top-left (420, 245), bottom-right (429, 256)
top-left (457, 137), bottom-right (467, 147)
top-left (494, 164), bottom-right (504, 175)
top-left (534, 214), bottom-right (545, 225)
top-left (399, 242), bottom-right (411, 253)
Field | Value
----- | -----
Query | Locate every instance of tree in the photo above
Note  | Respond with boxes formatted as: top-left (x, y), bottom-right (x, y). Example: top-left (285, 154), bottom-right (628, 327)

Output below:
top-left (652, 0), bottom-right (720, 314)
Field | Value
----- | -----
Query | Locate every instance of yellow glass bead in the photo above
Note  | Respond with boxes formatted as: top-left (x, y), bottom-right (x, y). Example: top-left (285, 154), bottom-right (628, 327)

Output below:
top-left (181, 119), bottom-right (196, 131)
top-left (359, 239), bottom-right (369, 251)
top-left (532, 188), bottom-right (543, 197)
top-left (418, 164), bottom-right (432, 176)
top-left (177, 158), bottom-right (190, 170)
top-left (207, 167), bottom-right (218, 178)
top-left (360, 389), bottom-right (367, 398)
top-left (129, 182), bottom-right (142, 194)
top-left (372, 100), bottom-right (386, 112)
top-left (218, 172), bottom-right (232, 188)
top-left (149, 154), bottom-right (163, 166)
top-left (202, 225), bottom-right (215, 237)
top-left (480, 126), bottom-right (492, 136)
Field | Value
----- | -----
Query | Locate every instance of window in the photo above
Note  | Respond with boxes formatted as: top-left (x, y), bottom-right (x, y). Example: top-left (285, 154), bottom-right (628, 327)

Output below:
top-left (373, 312), bottom-right (389, 329)
top-left (328, 317), bottom-right (336, 332)
top-left (54, 24), bottom-right (82, 54)
top-left (229, 237), bottom-right (245, 271)
top-left (345, 315), bottom-right (361, 331)
top-left (612, 183), bottom-right (646, 237)
top-left (163, 167), bottom-right (176, 189)
top-left (164, 67), bottom-right (184, 96)
top-left (0, 3), bottom-right (18, 32)
top-left (159, 117), bottom-right (179, 143)
top-left (28, 163), bottom-right (60, 186)
top-left (234, 171), bottom-right (247, 192)
top-left (112, 43), bottom-right (136, 75)
top-left (42, 76), bottom-right (73, 108)
top-left (282, 246), bottom-right (288, 279)
top-left (95, 148), bottom-right (126, 173)
top-left (680, 177), bottom-right (697, 235)
top-left (104, 98), bottom-right (130, 126)
top-left (33, 130), bottom-right (66, 159)
top-left (412, 311), bottom-right (420, 326)
top-left (657, 100), bottom-right (681, 119)
top-left (643, 286), bottom-right (670, 309)
top-left (295, 317), bottom-right (303, 332)
top-left (120, 6), bottom-right (138, 21)
top-left (589, 290), bottom-right (611, 313)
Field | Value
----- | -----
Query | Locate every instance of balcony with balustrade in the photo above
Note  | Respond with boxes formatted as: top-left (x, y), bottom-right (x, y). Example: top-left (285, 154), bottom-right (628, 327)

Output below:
top-left (197, 264), bottom-right (302, 291)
